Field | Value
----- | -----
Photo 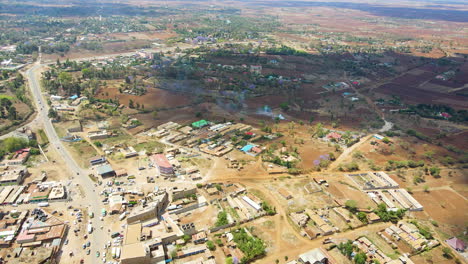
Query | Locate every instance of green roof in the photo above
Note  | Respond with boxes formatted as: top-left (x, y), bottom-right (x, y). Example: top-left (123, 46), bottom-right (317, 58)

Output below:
top-left (96, 164), bottom-right (114, 175)
top-left (192, 119), bottom-right (209, 128)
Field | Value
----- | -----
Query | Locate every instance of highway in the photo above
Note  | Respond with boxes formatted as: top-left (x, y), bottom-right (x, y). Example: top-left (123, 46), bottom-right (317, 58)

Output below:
top-left (26, 63), bottom-right (105, 264)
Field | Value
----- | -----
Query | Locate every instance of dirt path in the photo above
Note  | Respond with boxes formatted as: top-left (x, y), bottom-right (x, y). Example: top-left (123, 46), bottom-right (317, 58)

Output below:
top-left (327, 134), bottom-right (373, 171)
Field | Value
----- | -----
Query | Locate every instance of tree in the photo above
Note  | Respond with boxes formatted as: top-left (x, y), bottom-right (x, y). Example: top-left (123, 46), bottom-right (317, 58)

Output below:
top-left (382, 137), bottom-right (390, 144)
top-left (345, 200), bottom-right (358, 213)
top-left (423, 185), bottom-right (430, 192)
top-left (357, 212), bottom-right (368, 223)
top-left (442, 247), bottom-right (453, 259)
top-left (354, 252), bottom-right (367, 264)
top-left (129, 99), bottom-right (135, 109)
top-left (279, 102), bottom-right (289, 111)
top-left (47, 108), bottom-right (58, 119)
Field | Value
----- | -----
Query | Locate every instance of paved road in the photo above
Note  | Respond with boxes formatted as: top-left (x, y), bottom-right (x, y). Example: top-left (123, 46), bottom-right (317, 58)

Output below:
top-left (26, 63), bottom-right (105, 264)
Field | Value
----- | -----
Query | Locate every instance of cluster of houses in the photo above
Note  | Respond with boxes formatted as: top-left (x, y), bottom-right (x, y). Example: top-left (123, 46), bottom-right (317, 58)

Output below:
top-left (382, 222), bottom-right (440, 253)
top-left (0, 209), bottom-right (67, 263)
top-left (149, 120), bottom-right (267, 159)
top-left (354, 237), bottom-right (415, 264)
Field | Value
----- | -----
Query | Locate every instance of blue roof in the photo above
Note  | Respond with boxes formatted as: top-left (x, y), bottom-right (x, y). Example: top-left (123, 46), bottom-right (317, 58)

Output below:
top-left (241, 144), bottom-right (254, 152)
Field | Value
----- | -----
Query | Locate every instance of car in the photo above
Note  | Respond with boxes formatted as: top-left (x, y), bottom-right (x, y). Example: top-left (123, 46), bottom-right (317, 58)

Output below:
top-left (86, 241), bottom-right (90, 247)
top-left (80, 259), bottom-right (84, 264)
top-left (96, 251), bottom-right (100, 257)
top-left (82, 244), bottom-right (86, 249)
top-left (86, 249), bottom-right (91, 255)
top-left (51, 210), bottom-right (57, 214)
top-left (65, 239), bottom-right (69, 245)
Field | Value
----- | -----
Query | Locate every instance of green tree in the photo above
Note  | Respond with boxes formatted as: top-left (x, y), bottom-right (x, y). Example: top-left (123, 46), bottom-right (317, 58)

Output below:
top-left (354, 252), bottom-right (367, 264)
top-left (345, 200), bottom-right (358, 213)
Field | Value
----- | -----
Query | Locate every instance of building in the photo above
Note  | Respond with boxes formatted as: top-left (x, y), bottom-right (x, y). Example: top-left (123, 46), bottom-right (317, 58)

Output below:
top-left (250, 65), bottom-right (262, 74)
top-left (123, 146), bottom-right (138, 158)
top-left (191, 120), bottom-right (209, 129)
top-left (172, 188), bottom-right (197, 200)
top-left (66, 120), bottom-right (82, 133)
top-left (192, 231), bottom-right (207, 244)
top-left (298, 248), bottom-right (331, 264)
top-left (127, 191), bottom-right (168, 224)
top-left (446, 237), bottom-right (466, 252)
top-left (0, 166), bottom-right (27, 186)
top-left (88, 130), bottom-right (110, 140)
top-left (151, 154), bottom-right (174, 177)
top-left (89, 156), bottom-right (106, 166)
top-left (278, 188), bottom-right (293, 199)
top-left (4, 149), bottom-right (30, 166)
top-left (121, 242), bottom-right (150, 264)
top-left (96, 164), bottom-right (115, 177)
top-left (48, 185), bottom-right (66, 200)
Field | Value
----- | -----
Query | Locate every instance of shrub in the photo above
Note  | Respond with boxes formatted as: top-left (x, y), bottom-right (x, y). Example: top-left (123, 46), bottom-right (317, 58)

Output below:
top-left (207, 240), bottom-right (216, 251)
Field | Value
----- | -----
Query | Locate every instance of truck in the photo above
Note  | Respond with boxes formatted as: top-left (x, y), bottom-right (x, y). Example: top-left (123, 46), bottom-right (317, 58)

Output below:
top-left (115, 247), bottom-right (121, 259)
top-left (119, 212), bottom-right (126, 221)
top-left (87, 224), bottom-right (93, 234)
top-left (38, 202), bottom-right (49, 207)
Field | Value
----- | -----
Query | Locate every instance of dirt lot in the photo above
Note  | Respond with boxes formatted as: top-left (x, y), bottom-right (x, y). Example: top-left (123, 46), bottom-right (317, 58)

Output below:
top-left (412, 189), bottom-right (468, 234)
top-left (96, 82), bottom-right (192, 110)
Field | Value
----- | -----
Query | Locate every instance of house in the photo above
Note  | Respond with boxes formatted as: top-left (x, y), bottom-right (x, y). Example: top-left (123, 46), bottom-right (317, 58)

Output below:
top-left (446, 237), bottom-right (466, 252)
top-left (192, 231), bottom-right (207, 244)
top-left (298, 248), bottom-right (332, 264)
top-left (278, 188), bottom-right (292, 200)
top-left (88, 130), bottom-right (110, 140)
top-left (4, 149), bottom-right (30, 166)
top-left (326, 132), bottom-right (341, 141)
top-left (66, 120), bottom-right (82, 133)
top-left (367, 212), bottom-right (381, 223)
top-left (250, 65), bottom-right (262, 74)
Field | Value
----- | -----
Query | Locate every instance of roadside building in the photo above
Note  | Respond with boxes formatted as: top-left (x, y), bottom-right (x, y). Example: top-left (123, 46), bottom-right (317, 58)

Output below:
top-left (66, 120), bottom-right (82, 133)
top-left (446, 237), bottom-right (466, 252)
top-left (89, 156), bottom-right (106, 166)
top-left (0, 166), bottom-right (27, 186)
top-left (127, 191), bottom-right (168, 224)
top-left (96, 164), bottom-right (115, 178)
top-left (150, 154), bottom-right (174, 177)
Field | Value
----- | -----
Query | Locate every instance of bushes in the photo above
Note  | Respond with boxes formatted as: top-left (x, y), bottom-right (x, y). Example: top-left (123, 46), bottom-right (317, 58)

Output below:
top-left (215, 211), bottom-right (229, 227)
top-left (345, 200), bottom-right (358, 214)
top-left (232, 228), bottom-right (266, 263)
top-left (374, 203), bottom-right (405, 223)
top-left (386, 160), bottom-right (424, 170)
top-left (262, 201), bottom-right (276, 215)
top-left (206, 240), bottom-right (216, 251)
top-left (338, 162), bottom-right (359, 172)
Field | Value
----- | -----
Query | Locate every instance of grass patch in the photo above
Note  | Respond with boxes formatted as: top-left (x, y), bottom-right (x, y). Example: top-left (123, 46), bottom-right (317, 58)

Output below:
top-left (0, 94), bottom-right (14, 100)
top-left (133, 140), bottom-right (165, 153)
top-left (88, 174), bottom-right (98, 182)
top-left (37, 129), bottom-right (49, 145)
top-left (68, 141), bottom-right (98, 168)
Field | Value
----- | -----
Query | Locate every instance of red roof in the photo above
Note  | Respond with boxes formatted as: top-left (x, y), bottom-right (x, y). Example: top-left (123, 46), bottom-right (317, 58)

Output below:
top-left (327, 132), bottom-right (342, 139)
top-left (251, 147), bottom-right (262, 153)
top-left (151, 154), bottom-right (171, 168)
top-left (446, 237), bottom-right (466, 251)
top-left (245, 132), bottom-right (254, 136)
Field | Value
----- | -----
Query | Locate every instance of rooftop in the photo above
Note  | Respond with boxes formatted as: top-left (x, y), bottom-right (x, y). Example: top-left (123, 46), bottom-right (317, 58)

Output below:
top-left (96, 164), bottom-right (114, 175)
